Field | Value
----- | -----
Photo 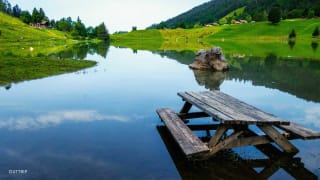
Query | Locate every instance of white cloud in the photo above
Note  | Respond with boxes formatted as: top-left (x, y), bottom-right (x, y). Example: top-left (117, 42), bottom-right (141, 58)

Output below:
top-left (0, 110), bottom-right (128, 130)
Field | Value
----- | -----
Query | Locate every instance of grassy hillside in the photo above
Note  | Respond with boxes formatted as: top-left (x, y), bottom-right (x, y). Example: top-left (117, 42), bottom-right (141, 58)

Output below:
top-left (149, 0), bottom-right (246, 29)
top-left (0, 12), bottom-right (97, 86)
top-left (112, 18), bottom-right (320, 59)
top-left (149, 0), bottom-right (320, 29)
top-left (206, 18), bottom-right (320, 41)
top-left (0, 12), bottom-right (88, 56)
top-left (218, 7), bottom-right (246, 24)
top-left (111, 27), bottom-right (221, 51)
top-left (111, 30), bottom-right (163, 50)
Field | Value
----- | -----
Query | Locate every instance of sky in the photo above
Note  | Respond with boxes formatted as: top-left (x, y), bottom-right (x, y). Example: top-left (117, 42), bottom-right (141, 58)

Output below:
top-left (9, 0), bottom-right (209, 33)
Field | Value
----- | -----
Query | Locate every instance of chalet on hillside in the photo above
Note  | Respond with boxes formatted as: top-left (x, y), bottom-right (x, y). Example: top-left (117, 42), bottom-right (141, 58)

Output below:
top-left (31, 20), bottom-right (50, 28)
top-left (205, 22), bottom-right (220, 27)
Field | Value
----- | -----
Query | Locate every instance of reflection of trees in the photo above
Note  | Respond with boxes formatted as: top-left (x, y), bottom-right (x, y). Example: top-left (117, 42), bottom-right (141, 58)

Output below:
top-left (288, 39), bottom-right (295, 49)
top-left (95, 42), bottom-right (109, 58)
top-left (153, 50), bottom-right (320, 103)
top-left (51, 42), bottom-right (110, 60)
top-left (228, 55), bottom-right (320, 102)
top-left (311, 41), bottom-right (318, 52)
top-left (152, 50), bottom-right (196, 65)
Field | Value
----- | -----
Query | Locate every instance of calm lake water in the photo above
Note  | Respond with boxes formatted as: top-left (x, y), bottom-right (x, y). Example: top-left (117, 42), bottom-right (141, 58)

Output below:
top-left (0, 45), bottom-right (320, 179)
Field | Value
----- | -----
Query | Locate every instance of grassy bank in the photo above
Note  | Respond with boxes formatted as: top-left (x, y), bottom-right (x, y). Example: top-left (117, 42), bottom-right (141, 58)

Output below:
top-left (0, 56), bottom-right (96, 86)
top-left (206, 19), bottom-right (320, 42)
top-left (111, 30), bottom-right (163, 50)
top-left (0, 12), bottom-right (99, 86)
top-left (111, 18), bottom-right (320, 59)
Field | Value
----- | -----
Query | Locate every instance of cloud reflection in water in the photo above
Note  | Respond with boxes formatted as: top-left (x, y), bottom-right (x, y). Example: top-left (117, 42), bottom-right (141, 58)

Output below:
top-left (305, 107), bottom-right (320, 129)
top-left (0, 110), bottom-right (129, 130)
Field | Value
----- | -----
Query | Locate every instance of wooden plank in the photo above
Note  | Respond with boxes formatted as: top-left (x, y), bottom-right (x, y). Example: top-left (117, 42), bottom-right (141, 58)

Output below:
top-left (258, 164), bottom-right (280, 180)
top-left (187, 91), bottom-right (260, 124)
top-left (224, 136), bottom-right (271, 149)
top-left (258, 125), bottom-right (299, 153)
top-left (156, 108), bottom-right (209, 157)
top-left (206, 131), bottom-right (244, 157)
top-left (208, 125), bottom-right (229, 148)
top-left (187, 124), bottom-right (219, 131)
top-left (186, 92), bottom-right (255, 124)
top-left (178, 92), bottom-right (233, 122)
top-left (243, 128), bottom-right (284, 158)
top-left (203, 91), bottom-right (290, 125)
top-left (277, 123), bottom-right (320, 140)
top-left (177, 112), bottom-right (210, 119)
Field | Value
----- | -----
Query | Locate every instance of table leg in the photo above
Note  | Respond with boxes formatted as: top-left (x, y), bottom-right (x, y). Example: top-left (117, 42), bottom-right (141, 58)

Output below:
top-left (179, 102), bottom-right (192, 114)
top-left (258, 125), bottom-right (299, 154)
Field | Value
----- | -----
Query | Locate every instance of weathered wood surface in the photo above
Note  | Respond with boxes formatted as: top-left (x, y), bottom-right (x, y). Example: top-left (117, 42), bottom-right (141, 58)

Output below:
top-left (206, 131), bottom-right (244, 157)
top-left (258, 125), bottom-right (299, 153)
top-left (156, 108), bottom-right (209, 157)
top-left (178, 91), bottom-right (290, 125)
top-left (208, 125), bottom-right (229, 148)
top-left (177, 112), bottom-right (209, 119)
top-left (277, 123), bottom-right (320, 140)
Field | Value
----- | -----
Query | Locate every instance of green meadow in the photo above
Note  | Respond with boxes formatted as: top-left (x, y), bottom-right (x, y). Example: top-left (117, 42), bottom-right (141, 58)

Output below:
top-left (111, 18), bottom-right (320, 59)
top-left (0, 12), bottom-right (98, 86)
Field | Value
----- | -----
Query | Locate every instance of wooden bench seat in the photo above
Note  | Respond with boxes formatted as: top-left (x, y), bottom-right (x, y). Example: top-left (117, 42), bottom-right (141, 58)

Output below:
top-left (156, 108), bottom-right (209, 158)
top-left (277, 123), bottom-right (320, 140)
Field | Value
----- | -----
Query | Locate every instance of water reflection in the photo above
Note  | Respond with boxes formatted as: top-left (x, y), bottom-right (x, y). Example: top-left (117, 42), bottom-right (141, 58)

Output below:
top-left (50, 42), bottom-right (110, 60)
top-left (153, 50), bottom-right (196, 65)
top-left (157, 126), bottom-right (318, 180)
top-left (311, 42), bottom-right (319, 52)
top-left (0, 110), bottom-right (128, 130)
top-left (157, 50), bottom-right (320, 103)
top-left (192, 70), bottom-right (226, 90)
top-left (227, 55), bottom-right (320, 103)
top-left (288, 39), bottom-right (296, 49)
top-left (4, 83), bottom-right (12, 90)
top-left (1, 42), bottom-right (110, 90)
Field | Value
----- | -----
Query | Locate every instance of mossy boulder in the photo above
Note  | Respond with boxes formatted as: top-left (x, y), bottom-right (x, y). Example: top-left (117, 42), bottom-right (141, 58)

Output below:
top-left (189, 47), bottom-right (229, 71)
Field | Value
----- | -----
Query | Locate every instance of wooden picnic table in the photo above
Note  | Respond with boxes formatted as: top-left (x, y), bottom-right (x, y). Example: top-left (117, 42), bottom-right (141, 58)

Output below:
top-left (157, 91), bottom-right (320, 159)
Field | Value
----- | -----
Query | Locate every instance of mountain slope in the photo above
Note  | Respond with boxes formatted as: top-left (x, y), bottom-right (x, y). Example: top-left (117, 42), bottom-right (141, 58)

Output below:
top-left (150, 0), bottom-right (246, 29)
top-left (149, 0), bottom-right (320, 29)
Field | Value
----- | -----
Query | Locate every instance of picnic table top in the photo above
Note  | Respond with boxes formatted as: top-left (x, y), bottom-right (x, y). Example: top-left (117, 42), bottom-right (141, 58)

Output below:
top-left (178, 91), bottom-right (290, 125)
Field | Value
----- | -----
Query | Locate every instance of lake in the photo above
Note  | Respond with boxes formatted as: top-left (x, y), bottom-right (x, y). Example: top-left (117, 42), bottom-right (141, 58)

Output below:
top-left (0, 45), bottom-right (320, 179)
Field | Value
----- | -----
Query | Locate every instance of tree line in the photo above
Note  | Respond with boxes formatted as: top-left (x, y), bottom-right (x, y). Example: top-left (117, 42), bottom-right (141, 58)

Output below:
top-left (0, 0), bottom-right (109, 41)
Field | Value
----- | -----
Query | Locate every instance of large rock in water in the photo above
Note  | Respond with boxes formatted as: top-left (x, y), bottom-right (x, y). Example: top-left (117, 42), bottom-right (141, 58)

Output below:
top-left (189, 47), bottom-right (229, 71)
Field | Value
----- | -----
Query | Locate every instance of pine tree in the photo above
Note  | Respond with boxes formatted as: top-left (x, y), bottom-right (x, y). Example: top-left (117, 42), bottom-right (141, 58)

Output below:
top-left (39, 8), bottom-right (45, 21)
top-left (289, 29), bottom-right (296, 39)
top-left (31, 8), bottom-right (41, 23)
top-left (96, 23), bottom-right (109, 41)
top-left (12, 4), bottom-right (21, 17)
top-left (20, 11), bottom-right (32, 24)
top-left (312, 26), bottom-right (319, 37)
top-left (86, 26), bottom-right (97, 38)
top-left (268, 6), bottom-right (281, 24)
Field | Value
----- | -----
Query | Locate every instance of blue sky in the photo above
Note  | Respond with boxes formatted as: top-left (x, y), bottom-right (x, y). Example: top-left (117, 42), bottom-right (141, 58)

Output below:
top-left (9, 0), bottom-right (208, 32)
